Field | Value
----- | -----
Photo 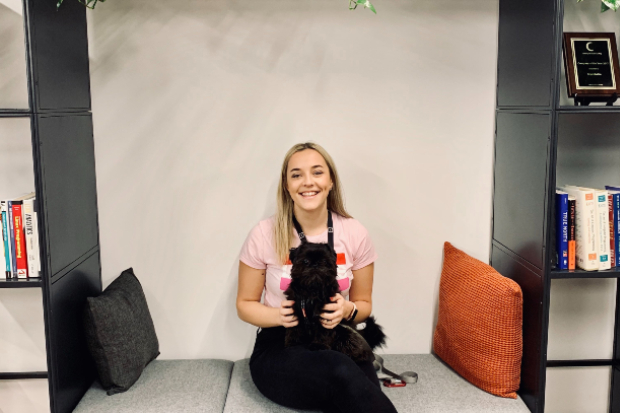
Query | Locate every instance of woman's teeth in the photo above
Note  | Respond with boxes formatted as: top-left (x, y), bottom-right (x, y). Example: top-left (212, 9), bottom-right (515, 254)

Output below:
top-left (301, 192), bottom-right (319, 198)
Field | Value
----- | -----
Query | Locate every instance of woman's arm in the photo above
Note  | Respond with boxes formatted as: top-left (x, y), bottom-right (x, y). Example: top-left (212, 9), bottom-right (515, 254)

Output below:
top-left (236, 261), bottom-right (298, 328)
top-left (347, 262), bottom-right (374, 324)
top-left (320, 263), bottom-right (374, 328)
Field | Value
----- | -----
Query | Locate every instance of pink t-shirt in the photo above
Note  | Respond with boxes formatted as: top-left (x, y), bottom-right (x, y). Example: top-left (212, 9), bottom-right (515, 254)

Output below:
top-left (239, 212), bottom-right (378, 308)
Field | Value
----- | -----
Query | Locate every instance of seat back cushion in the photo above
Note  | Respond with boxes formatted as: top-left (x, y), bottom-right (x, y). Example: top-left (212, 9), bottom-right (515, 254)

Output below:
top-left (83, 268), bottom-right (160, 395)
top-left (433, 242), bottom-right (523, 399)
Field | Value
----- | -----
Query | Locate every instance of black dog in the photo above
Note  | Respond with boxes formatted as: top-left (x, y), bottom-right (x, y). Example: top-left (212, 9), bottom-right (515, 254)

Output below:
top-left (284, 242), bottom-right (387, 362)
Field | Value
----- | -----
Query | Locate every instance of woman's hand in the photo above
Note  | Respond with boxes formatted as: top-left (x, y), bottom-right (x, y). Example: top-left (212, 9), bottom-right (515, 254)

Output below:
top-left (320, 293), bottom-right (347, 329)
top-left (279, 300), bottom-right (299, 328)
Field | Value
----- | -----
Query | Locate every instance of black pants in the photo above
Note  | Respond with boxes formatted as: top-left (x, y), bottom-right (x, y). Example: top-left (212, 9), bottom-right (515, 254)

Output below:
top-left (249, 326), bottom-right (398, 413)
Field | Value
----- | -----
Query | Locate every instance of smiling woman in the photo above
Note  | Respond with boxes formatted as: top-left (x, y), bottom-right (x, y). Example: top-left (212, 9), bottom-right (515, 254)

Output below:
top-left (235, 142), bottom-right (395, 413)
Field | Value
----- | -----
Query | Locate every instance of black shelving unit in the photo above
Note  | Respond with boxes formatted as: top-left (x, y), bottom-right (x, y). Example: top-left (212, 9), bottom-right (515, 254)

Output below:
top-left (0, 1), bottom-right (102, 413)
top-left (491, 0), bottom-right (620, 412)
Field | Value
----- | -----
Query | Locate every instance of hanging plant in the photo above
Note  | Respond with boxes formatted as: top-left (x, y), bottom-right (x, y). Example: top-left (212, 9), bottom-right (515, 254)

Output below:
top-left (350, 0), bottom-right (377, 14)
top-left (578, 0), bottom-right (620, 12)
top-left (56, 0), bottom-right (105, 10)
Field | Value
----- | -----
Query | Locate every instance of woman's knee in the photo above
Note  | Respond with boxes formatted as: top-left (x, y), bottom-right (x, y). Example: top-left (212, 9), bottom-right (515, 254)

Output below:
top-left (324, 352), bottom-right (366, 386)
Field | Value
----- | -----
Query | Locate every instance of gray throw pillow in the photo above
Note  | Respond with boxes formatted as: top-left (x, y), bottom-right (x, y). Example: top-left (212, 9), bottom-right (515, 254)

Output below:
top-left (83, 268), bottom-right (160, 395)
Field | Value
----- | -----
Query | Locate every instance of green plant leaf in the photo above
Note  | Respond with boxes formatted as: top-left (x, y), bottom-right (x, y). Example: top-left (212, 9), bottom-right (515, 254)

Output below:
top-left (356, 0), bottom-right (377, 13)
top-left (56, 0), bottom-right (64, 11)
top-left (602, 0), bottom-right (619, 10)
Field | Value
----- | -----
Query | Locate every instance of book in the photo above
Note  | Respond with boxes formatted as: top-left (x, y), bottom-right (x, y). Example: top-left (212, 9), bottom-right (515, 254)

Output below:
top-left (556, 191), bottom-right (569, 269)
top-left (0, 214), bottom-right (5, 280)
top-left (23, 197), bottom-right (41, 278)
top-left (8, 193), bottom-right (36, 279)
top-left (559, 186), bottom-right (599, 271)
top-left (609, 193), bottom-right (616, 268)
top-left (7, 201), bottom-right (17, 277)
top-left (11, 201), bottom-right (28, 278)
top-left (0, 201), bottom-right (12, 278)
top-left (607, 187), bottom-right (620, 267)
top-left (593, 189), bottom-right (611, 270)
top-left (568, 196), bottom-right (576, 270)
top-left (33, 211), bottom-right (41, 274)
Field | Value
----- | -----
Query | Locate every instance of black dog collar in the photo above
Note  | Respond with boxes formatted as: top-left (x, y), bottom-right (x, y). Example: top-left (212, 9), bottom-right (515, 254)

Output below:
top-left (289, 210), bottom-right (334, 263)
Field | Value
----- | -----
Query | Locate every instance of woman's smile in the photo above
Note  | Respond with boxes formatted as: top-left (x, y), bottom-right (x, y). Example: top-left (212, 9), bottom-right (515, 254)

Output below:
top-left (300, 191), bottom-right (319, 199)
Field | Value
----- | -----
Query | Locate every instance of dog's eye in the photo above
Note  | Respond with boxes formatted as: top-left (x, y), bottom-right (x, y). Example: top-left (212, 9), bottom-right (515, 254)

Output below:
top-left (303, 259), bottom-right (309, 265)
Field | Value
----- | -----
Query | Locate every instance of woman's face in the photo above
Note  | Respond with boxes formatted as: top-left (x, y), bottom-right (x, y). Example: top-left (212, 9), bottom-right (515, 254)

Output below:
top-left (286, 149), bottom-right (334, 213)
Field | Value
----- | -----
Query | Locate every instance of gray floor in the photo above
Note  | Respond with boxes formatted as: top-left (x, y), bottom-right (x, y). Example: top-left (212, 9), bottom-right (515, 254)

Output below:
top-left (0, 379), bottom-right (49, 413)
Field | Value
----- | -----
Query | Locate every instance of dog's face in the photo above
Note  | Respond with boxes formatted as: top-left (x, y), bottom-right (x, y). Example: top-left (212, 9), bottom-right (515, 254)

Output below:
top-left (285, 242), bottom-right (339, 324)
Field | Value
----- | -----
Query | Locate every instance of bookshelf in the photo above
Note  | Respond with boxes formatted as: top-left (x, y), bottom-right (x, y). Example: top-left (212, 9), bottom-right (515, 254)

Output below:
top-left (0, 1), bottom-right (102, 413)
top-left (491, 0), bottom-right (620, 412)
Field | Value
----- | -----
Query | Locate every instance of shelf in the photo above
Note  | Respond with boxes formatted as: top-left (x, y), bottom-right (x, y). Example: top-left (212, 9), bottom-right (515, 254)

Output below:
top-left (557, 106), bottom-right (620, 114)
top-left (547, 359), bottom-right (615, 368)
top-left (0, 109), bottom-right (31, 118)
top-left (550, 268), bottom-right (620, 279)
top-left (0, 372), bottom-right (47, 380)
top-left (0, 278), bottom-right (43, 288)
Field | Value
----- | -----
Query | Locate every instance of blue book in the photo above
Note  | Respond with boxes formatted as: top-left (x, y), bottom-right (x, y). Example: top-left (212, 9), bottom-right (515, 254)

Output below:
top-left (7, 201), bottom-right (16, 277)
top-left (556, 191), bottom-right (569, 269)
top-left (608, 189), bottom-right (620, 267)
top-left (615, 193), bottom-right (620, 268)
top-left (1, 204), bottom-right (11, 277)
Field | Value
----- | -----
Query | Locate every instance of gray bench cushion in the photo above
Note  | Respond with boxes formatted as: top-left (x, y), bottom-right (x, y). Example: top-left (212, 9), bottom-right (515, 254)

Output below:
top-left (73, 359), bottom-right (233, 413)
top-left (222, 354), bottom-right (530, 413)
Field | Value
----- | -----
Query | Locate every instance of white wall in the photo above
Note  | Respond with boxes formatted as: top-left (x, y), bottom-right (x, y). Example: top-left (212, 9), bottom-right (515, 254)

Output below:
top-left (87, 0), bottom-right (498, 361)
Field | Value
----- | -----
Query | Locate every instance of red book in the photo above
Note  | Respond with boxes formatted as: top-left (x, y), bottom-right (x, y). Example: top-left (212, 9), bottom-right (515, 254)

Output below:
top-left (12, 202), bottom-right (28, 278)
top-left (568, 197), bottom-right (576, 270)
top-left (610, 194), bottom-right (616, 268)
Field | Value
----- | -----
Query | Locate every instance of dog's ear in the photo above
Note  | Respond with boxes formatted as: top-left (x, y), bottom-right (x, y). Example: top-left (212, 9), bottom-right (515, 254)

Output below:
top-left (289, 247), bottom-right (298, 263)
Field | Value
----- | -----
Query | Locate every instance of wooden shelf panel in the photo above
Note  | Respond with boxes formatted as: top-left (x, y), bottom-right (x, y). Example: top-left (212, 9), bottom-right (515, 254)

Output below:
top-left (550, 268), bottom-right (620, 279)
top-left (0, 278), bottom-right (43, 288)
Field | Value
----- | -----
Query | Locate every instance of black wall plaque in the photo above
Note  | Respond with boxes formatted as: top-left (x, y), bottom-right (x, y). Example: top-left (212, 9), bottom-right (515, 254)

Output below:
top-left (563, 32), bottom-right (620, 98)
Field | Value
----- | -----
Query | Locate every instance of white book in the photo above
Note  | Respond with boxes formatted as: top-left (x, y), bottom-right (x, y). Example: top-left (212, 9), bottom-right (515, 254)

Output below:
top-left (23, 198), bottom-right (40, 278)
top-left (593, 189), bottom-right (612, 270)
top-left (559, 186), bottom-right (599, 271)
top-left (33, 211), bottom-right (41, 273)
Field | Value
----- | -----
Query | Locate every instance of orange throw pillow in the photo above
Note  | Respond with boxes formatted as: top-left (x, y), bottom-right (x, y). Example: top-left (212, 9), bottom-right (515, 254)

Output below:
top-left (433, 242), bottom-right (523, 399)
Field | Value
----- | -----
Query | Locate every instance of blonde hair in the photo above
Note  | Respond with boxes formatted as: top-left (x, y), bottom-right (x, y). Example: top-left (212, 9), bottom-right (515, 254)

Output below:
top-left (274, 142), bottom-right (352, 265)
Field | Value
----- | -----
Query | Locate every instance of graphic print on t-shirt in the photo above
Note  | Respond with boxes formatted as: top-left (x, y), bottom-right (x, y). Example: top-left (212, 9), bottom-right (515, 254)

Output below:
top-left (279, 252), bottom-right (351, 293)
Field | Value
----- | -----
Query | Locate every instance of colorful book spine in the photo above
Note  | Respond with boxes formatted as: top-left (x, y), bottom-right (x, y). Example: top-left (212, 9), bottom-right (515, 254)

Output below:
top-left (11, 201), bottom-right (28, 278)
top-left (556, 191), bottom-right (569, 269)
top-left (595, 190), bottom-right (611, 270)
top-left (7, 201), bottom-right (17, 276)
top-left (609, 194), bottom-right (616, 268)
top-left (568, 196), bottom-right (576, 270)
top-left (0, 214), bottom-right (4, 280)
top-left (23, 198), bottom-right (40, 278)
top-left (560, 186), bottom-right (599, 271)
top-left (609, 191), bottom-right (620, 267)
top-left (1, 201), bottom-right (12, 278)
